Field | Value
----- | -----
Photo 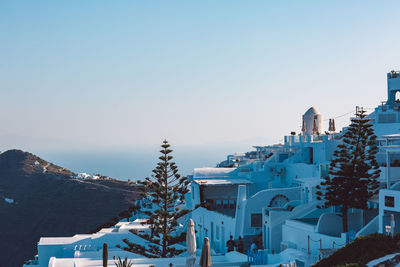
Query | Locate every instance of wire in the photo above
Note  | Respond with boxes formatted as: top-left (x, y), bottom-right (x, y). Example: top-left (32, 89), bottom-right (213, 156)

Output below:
top-left (323, 106), bottom-right (376, 122)
top-left (323, 110), bottom-right (356, 121)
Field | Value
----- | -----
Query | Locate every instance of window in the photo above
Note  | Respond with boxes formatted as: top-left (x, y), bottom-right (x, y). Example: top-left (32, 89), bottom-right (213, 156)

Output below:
top-left (216, 200), bottom-right (222, 208)
top-left (251, 213), bottom-right (262, 227)
top-left (229, 199), bottom-right (236, 209)
top-left (216, 225), bottom-right (220, 240)
top-left (223, 199), bottom-right (228, 208)
top-left (379, 114), bottom-right (396, 123)
top-left (388, 140), bottom-right (400, 146)
top-left (205, 199), bottom-right (214, 208)
top-left (385, 196), bottom-right (395, 208)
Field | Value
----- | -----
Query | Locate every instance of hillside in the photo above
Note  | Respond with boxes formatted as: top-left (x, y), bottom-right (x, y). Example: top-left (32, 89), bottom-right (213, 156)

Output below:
top-left (313, 233), bottom-right (400, 267)
top-left (0, 150), bottom-right (141, 267)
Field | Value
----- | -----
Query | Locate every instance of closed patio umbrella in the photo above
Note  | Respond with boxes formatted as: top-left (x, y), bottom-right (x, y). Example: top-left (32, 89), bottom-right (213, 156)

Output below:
top-left (186, 219), bottom-right (196, 267)
top-left (200, 237), bottom-right (211, 267)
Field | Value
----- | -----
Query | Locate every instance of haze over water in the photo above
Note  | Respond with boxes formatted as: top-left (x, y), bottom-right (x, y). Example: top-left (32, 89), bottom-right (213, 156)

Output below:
top-left (34, 145), bottom-right (250, 180)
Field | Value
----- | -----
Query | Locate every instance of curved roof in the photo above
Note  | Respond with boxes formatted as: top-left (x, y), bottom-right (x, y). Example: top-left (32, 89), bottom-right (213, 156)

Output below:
top-left (304, 106), bottom-right (320, 116)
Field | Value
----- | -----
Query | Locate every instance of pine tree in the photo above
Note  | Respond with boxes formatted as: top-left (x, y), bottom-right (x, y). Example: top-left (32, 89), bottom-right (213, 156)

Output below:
top-left (316, 107), bottom-right (380, 233)
top-left (119, 140), bottom-right (190, 258)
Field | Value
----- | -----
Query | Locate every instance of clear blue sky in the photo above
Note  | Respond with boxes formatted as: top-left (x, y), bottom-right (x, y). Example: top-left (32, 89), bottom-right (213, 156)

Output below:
top-left (1, 0), bottom-right (400, 151)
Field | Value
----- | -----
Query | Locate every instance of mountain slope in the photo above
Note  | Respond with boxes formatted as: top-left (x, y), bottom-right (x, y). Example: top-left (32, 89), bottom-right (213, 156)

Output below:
top-left (313, 233), bottom-right (400, 267)
top-left (0, 150), bottom-right (140, 267)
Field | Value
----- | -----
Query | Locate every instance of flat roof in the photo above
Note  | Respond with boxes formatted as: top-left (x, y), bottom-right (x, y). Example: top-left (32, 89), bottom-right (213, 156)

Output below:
top-left (39, 234), bottom-right (92, 245)
top-left (193, 167), bottom-right (236, 179)
top-left (48, 251), bottom-right (248, 267)
top-left (382, 133), bottom-right (400, 139)
top-left (193, 179), bottom-right (252, 185)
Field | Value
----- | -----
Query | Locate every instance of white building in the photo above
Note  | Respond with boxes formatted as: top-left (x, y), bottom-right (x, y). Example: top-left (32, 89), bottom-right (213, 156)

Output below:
top-left (45, 252), bottom-right (247, 267)
top-left (24, 218), bottom-right (247, 267)
top-left (187, 70), bottom-right (400, 266)
top-left (24, 70), bottom-right (400, 267)
top-left (24, 219), bottom-right (154, 267)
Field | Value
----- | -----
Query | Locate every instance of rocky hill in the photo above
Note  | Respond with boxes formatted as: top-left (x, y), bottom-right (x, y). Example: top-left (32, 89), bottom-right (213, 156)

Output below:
top-left (0, 149), bottom-right (141, 267)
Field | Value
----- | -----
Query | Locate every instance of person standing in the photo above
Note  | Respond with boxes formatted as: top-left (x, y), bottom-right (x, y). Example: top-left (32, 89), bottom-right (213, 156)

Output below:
top-left (250, 239), bottom-right (258, 255)
top-left (237, 236), bottom-right (244, 253)
top-left (226, 235), bottom-right (235, 252)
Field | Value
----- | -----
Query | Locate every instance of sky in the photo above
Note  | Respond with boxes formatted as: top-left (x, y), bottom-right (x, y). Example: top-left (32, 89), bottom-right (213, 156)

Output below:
top-left (1, 1), bottom-right (400, 178)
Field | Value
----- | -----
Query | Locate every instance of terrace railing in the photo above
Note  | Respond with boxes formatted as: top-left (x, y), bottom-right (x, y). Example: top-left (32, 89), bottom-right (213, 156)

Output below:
top-left (247, 250), bottom-right (268, 265)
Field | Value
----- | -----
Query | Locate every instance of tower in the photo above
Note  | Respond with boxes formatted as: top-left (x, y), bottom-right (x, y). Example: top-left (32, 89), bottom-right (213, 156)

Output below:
top-left (302, 107), bottom-right (323, 135)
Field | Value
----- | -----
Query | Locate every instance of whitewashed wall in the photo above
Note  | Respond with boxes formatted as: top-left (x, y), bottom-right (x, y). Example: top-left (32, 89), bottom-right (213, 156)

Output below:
top-left (242, 187), bottom-right (301, 236)
top-left (191, 207), bottom-right (236, 254)
top-left (282, 220), bottom-right (346, 255)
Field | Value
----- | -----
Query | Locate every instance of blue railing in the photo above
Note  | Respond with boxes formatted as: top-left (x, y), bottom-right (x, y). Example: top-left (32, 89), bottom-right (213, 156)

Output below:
top-left (248, 250), bottom-right (268, 265)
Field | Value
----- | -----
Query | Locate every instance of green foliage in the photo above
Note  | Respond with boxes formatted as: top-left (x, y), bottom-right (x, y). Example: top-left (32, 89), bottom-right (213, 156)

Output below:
top-left (120, 140), bottom-right (190, 258)
top-left (114, 256), bottom-right (133, 267)
top-left (316, 108), bottom-right (380, 232)
top-left (313, 233), bottom-right (400, 267)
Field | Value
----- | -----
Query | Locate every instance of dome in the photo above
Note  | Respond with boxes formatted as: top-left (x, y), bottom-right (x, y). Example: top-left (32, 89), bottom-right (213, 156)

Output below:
top-left (302, 106), bottom-right (323, 135)
top-left (304, 107), bottom-right (320, 116)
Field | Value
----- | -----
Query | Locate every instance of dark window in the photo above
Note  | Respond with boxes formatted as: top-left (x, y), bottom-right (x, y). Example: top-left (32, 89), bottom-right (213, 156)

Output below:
top-left (379, 114), bottom-right (396, 123)
top-left (385, 196), bottom-right (395, 208)
top-left (205, 199), bottom-right (214, 208)
top-left (251, 213), bottom-right (262, 227)
top-left (229, 199), bottom-right (236, 209)
top-left (309, 147), bottom-right (313, 164)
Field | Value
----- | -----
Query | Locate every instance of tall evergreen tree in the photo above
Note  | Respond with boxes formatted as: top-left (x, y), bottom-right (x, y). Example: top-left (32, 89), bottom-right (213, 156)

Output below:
top-left (119, 140), bottom-right (190, 258)
top-left (316, 107), bottom-right (380, 233)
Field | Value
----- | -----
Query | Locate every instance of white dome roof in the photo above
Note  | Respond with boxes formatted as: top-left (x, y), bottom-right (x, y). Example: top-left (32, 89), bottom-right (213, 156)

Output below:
top-left (304, 107), bottom-right (320, 116)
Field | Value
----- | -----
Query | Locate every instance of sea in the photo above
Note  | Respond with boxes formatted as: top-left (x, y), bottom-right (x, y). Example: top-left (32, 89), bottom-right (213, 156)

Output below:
top-left (34, 144), bottom-right (254, 181)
